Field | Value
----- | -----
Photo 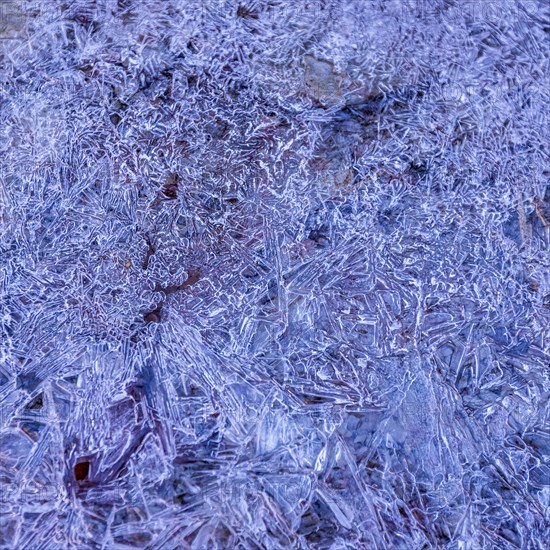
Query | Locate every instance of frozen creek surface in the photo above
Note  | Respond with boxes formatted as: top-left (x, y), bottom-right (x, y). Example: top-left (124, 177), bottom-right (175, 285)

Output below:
top-left (0, 1), bottom-right (549, 549)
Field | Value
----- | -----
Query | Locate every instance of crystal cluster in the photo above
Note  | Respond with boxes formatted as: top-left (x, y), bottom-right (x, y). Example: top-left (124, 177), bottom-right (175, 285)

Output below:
top-left (0, 1), bottom-right (549, 548)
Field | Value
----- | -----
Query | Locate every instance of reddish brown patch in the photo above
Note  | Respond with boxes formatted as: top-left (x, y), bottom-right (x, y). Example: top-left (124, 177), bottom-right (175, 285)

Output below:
top-left (74, 461), bottom-right (90, 481)
top-left (184, 268), bottom-right (201, 287)
top-left (144, 303), bottom-right (163, 323)
top-left (162, 173), bottom-right (179, 199)
top-left (237, 5), bottom-right (259, 18)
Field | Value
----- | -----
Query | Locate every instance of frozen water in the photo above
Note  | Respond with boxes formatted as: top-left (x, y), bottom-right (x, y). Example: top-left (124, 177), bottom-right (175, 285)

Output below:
top-left (1, 0), bottom-right (549, 548)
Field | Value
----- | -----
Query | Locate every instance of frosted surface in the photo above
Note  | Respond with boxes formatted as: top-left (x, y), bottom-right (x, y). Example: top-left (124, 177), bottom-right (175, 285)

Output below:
top-left (0, 1), bottom-right (549, 548)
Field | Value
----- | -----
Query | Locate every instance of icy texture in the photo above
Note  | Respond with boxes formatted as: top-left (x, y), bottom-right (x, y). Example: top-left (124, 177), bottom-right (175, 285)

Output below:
top-left (1, 1), bottom-right (549, 548)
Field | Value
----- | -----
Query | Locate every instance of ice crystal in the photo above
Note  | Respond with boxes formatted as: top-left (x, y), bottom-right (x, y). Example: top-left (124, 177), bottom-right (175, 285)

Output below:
top-left (1, 0), bottom-right (549, 548)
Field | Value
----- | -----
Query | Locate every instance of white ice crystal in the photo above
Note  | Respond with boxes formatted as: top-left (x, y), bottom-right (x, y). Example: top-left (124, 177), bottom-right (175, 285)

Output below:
top-left (1, 0), bottom-right (549, 548)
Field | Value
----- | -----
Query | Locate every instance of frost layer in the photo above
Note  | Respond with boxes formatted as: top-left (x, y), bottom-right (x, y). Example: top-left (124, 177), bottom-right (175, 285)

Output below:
top-left (0, 1), bottom-right (549, 549)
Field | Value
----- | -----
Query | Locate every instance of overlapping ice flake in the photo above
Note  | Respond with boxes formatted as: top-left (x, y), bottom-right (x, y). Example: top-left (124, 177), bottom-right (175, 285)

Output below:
top-left (1, 0), bottom-right (549, 548)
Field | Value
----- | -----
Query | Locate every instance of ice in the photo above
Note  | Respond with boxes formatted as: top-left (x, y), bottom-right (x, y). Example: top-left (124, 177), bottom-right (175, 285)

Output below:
top-left (1, 0), bottom-right (550, 548)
